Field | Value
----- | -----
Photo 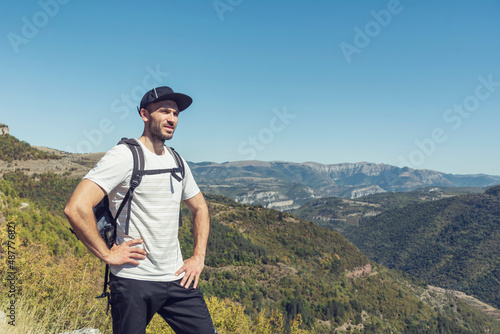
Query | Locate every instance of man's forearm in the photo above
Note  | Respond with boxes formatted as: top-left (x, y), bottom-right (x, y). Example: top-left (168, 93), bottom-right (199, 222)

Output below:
top-left (64, 179), bottom-right (111, 261)
top-left (65, 179), bottom-right (146, 266)
top-left (66, 205), bottom-right (146, 267)
top-left (192, 206), bottom-right (210, 260)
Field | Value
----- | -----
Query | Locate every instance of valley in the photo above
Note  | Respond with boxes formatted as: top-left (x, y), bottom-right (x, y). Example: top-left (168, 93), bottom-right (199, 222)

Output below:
top-left (1, 131), bottom-right (499, 333)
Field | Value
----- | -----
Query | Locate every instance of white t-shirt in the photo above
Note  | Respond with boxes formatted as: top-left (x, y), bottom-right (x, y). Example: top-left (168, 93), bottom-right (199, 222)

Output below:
top-left (84, 140), bottom-right (200, 281)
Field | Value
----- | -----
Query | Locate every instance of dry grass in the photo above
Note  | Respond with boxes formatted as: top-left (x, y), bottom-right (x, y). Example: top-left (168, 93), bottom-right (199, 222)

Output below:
top-left (0, 218), bottom-right (112, 333)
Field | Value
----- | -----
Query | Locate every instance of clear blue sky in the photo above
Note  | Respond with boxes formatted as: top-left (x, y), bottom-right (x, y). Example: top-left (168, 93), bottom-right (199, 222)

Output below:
top-left (1, 0), bottom-right (499, 175)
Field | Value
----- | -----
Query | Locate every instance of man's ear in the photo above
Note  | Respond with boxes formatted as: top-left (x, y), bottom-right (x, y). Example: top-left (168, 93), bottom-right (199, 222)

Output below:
top-left (140, 108), bottom-right (149, 122)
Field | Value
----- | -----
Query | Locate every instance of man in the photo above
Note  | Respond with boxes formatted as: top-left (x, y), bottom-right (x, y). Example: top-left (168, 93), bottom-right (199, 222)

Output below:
top-left (64, 86), bottom-right (216, 334)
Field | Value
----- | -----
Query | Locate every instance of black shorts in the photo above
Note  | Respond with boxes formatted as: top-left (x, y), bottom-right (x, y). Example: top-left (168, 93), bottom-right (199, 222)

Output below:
top-left (109, 274), bottom-right (217, 334)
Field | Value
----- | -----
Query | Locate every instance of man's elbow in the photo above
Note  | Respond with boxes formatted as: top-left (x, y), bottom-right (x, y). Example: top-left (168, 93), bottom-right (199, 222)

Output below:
top-left (191, 200), bottom-right (209, 215)
top-left (64, 199), bottom-right (85, 228)
top-left (64, 202), bottom-right (76, 224)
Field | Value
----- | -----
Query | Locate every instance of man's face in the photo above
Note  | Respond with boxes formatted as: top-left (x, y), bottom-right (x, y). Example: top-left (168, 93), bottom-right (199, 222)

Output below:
top-left (144, 100), bottom-right (179, 141)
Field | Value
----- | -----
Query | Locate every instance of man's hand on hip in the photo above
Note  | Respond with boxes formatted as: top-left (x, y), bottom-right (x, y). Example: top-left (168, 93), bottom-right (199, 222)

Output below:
top-left (175, 255), bottom-right (205, 289)
top-left (103, 239), bottom-right (147, 266)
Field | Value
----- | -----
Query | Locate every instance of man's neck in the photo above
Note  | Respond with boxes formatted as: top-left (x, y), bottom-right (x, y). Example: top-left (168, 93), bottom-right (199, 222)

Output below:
top-left (138, 135), bottom-right (165, 155)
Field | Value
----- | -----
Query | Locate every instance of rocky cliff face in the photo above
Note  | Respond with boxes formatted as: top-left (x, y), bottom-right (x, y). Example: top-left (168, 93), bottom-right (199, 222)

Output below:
top-left (0, 125), bottom-right (9, 136)
top-left (235, 191), bottom-right (301, 211)
top-left (303, 161), bottom-right (394, 177)
top-left (350, 185), bottom-right (386, 199)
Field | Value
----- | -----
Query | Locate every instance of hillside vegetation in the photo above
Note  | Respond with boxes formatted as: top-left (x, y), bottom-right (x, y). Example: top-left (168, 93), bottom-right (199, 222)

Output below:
top-left (344, 186), bottom-right (500, 310)
top-left (291, 187), bottom-right (485, 232)
top-left (1, 173), bottom-right (498, 332)
top-left (1, 136), bottom-right (499, 333)
top-left (0, 180), bottom-right (307, 333)
top-left (0, 134), bottom-right (61, 162)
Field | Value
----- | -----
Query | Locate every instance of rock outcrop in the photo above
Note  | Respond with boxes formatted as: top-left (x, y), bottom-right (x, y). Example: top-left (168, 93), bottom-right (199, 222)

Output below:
top-left (0, 124), bottom-right (9, 136)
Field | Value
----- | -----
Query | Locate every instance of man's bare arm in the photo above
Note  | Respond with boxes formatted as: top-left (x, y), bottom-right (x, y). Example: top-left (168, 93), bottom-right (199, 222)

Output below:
top-left (64, 179), bottom-right (147, 265)
top-left (175, 191), bottom-right (210, 289)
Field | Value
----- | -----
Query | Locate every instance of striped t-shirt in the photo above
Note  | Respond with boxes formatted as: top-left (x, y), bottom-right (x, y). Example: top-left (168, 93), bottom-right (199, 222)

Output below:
top-left (84, 139), bottom-right (200, 281)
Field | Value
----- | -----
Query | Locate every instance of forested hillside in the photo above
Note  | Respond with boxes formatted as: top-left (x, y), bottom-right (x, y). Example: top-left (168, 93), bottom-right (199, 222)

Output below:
top-left (1, 135), bottom-right (499, 332)
top-left (344, 186), bottom-right (500, 310)
top-left (0, 134), bottom-right (61, 162)
top-left (0, 174), bottom-right (308, 333)
top-left (291, 187), bottom-right (485, 231)
top-left (2, 172), bottom-right (499, 332)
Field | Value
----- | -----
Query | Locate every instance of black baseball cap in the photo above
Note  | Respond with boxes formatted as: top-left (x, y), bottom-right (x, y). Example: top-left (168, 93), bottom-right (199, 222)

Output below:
top-left (138, 86), bottom-right (193, 113)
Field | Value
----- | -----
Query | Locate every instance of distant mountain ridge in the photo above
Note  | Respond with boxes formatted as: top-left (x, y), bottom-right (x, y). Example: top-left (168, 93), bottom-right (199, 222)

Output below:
top-left (189, 160), bottom-right (500, 210)
top-left (1, 130), bottom-right (499, 209)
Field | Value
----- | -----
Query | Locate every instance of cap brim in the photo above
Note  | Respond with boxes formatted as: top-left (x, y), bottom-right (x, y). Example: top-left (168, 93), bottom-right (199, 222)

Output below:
top-left (151, 93), bottom-right (193, 111)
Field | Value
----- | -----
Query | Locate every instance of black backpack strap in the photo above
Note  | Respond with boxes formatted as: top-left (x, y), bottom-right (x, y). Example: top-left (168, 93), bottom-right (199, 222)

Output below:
top-left (119, 138), bottom-right (145, 235)
top-left (113, 140), bottom-right (183, 233)
top-left (167, 146), bottom-right (185, 179)
top-left (165, 146), bottom-right (185, 227)
top-left (96, 138), bottom-right (144, 313)
top-left (143, 168), bottom-right (179, 180)
top-left (96, 264), bottom-right (112, 314)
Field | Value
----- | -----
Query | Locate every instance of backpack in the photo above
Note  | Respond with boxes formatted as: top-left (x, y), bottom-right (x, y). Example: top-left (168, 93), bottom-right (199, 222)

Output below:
top-left (72, 137), bottom-right (185, 314)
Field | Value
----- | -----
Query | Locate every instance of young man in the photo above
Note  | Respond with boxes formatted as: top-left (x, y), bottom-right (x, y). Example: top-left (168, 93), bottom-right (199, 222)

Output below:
top-left (64, 86), bottom-right (217, 334)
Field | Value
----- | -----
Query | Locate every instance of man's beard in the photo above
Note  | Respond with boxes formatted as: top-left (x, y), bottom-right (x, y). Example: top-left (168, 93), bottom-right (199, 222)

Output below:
top-left (150, 121), bottom-right (174, 142)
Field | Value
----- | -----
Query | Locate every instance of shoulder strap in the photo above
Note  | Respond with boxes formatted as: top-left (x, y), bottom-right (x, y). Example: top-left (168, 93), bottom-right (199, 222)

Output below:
top-left (141, 146), bottom-right (185, 182)
top-left (117, 138), bottom-right (145, 235)
top-left (166, 146), bottom-right (185, 227)
top-left (165, 146), bottom-right (184, 177)
top-left (169, 146), bottom-right (185, 179)
top-left (116, 140), bottom-right (186, 233)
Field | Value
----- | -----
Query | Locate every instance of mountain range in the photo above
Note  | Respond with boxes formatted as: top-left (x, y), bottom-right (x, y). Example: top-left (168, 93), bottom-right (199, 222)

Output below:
top-left (2, 126), bottom-right (497, 212)
top-left (189, 160), bottom-right (500, 210)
